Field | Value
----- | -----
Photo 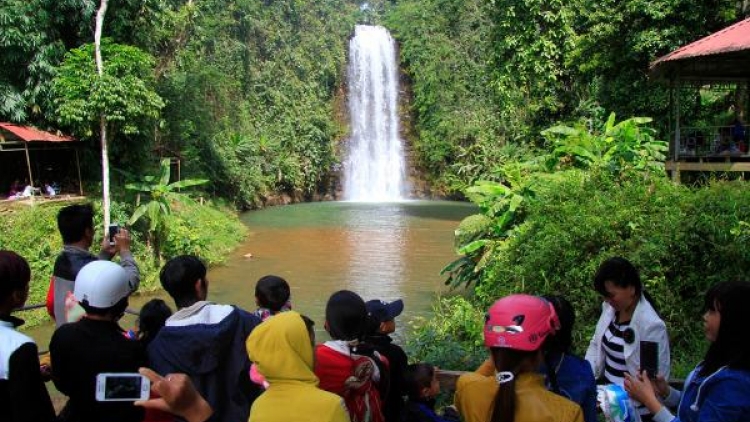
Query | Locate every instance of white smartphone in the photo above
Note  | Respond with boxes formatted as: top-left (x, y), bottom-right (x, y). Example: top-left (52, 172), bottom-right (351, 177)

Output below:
top-left (95, 373), bottom-right (150, 402)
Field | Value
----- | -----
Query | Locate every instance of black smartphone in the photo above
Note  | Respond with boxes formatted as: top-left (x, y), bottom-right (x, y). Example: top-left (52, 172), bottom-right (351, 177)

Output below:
top-left (640, 340), bottom-right (658, 378)
top-left (108, 224), bottom-right (119, 246)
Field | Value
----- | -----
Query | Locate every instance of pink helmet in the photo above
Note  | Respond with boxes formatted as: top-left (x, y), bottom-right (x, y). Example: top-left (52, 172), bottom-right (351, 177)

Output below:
top-left (484, 294), bottom-right (560, 351)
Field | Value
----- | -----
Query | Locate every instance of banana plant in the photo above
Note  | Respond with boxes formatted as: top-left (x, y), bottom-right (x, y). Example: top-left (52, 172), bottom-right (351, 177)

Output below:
top-left (126, 158), bottom-right (208, 261)
top-left (543, 112), bottom-right (667, 174)
top-left (442, 177), bottom-right (532, 289)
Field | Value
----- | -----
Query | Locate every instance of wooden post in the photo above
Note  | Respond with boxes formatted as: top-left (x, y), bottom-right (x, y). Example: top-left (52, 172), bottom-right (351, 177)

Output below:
top-left (23, 142), bottom-right (34, 189)
top-left (75, 148), bottom-right (84, 196)
top-left (668, 80), bottom-right (673, 154)
top-left (674, 79), bottom-right (681, 163)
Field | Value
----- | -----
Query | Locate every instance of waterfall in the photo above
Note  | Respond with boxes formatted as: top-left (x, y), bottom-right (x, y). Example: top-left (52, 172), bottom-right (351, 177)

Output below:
top-left (343, 25), bottom-right (406, 202)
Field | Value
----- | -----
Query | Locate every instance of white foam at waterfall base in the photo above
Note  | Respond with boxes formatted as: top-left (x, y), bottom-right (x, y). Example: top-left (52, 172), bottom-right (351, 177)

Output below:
top-left (343, 25), bottom-right (407, 202)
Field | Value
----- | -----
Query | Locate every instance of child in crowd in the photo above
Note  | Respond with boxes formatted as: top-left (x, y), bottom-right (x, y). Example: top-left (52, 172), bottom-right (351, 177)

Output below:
top-left (475, 295), bottom-right (597, 422)
top-left (247, 311), bottom-right (349, 422)
top-left (365, 298), bottom-right (408, 422)
top-left (137, 299), bottom-right (173, 346)
top-left (454, 294), bottom-right (583, 422)
top-left (0, 250), bottom-right (56, 422)
top-left (254, 275), bottom-right (292, 321)
top-left (404, 363), bottom-right (460, 422)
top-left (477, 296), bottom-right (598, 422)
top-left (540, 295), bottom-right (597, 422)
top-left (148, 255), bottom-right (260, 422)
top-left (315, 290), bottom-right (386, 422)
top-left (137, 299), bottom-right (173, 422)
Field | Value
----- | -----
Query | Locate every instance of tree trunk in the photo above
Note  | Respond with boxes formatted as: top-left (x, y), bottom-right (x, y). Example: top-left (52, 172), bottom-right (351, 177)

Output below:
top-left (95, 0), bottom-right (110, 233)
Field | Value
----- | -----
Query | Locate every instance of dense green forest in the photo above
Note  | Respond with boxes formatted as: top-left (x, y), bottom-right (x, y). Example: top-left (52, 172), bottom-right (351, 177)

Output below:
top-left (1, 0), bottom-right (361, 208)
top-left (387, 0), bottom-right (748, 191)
top-left (2, 0), bottom-right (747, 203)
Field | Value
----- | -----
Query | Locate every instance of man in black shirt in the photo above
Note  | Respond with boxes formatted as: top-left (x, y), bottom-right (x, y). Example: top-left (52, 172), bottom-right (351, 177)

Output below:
top-left (50, 260), bottom-right (146, 422)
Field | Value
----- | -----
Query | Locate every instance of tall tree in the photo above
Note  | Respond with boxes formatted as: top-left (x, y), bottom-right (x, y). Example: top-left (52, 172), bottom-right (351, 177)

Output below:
top-left (95, 0), bottom-right (112, 232)
top-left (52, 41), bottom-right (164, 207)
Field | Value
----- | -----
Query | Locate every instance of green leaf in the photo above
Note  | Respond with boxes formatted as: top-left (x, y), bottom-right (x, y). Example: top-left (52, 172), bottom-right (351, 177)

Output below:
top-left (157, 162), bottom-right (170, 187)
top-left (458, 239), bottom-right (488, 255)
top-left (170, 179), bottom-right (209, 189)
top-left (128, 204), bottom-right (149, 226)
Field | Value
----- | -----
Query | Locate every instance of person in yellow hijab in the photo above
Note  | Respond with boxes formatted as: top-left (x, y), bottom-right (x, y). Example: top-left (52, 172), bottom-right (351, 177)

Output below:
top-left (246, 311), bottom-right (350, 422)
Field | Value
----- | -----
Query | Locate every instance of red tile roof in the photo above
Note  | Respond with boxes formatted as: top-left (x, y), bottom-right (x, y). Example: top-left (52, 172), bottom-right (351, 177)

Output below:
top-left (652, 17), bottom-right (750, 66)
top-left (0, 123), bottom-right (75, 142)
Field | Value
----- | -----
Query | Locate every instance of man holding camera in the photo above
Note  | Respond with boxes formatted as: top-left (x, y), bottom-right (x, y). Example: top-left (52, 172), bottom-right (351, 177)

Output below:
top-left (51, 204), bottom-right (140, 327)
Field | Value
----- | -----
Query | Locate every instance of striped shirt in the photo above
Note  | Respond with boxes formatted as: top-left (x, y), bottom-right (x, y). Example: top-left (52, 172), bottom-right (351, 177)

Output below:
top-left (602, 318), bottom-right (629, 385)
top-left (602, 318), bottom-right (651, 418)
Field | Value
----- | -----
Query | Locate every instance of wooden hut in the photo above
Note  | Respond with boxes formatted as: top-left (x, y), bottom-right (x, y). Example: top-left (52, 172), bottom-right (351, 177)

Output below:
top-left (650, 17), bottom-right (750, 181)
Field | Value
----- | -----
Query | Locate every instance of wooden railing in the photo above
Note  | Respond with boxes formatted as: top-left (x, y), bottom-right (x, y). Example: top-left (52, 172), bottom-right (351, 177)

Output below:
top-left (677, 125), bottom-right (747, 157)
top-left (436, 369), bottom-right (684, 393)
top-left (18, 303), bottom-right (685, 391)
top-left (18, 303), bottom-right (139, 315)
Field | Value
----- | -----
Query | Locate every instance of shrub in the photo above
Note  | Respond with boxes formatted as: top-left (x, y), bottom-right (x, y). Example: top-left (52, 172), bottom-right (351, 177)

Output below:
top-left (412, 170), bottom-right (750, 377)
top-left (161, 200), bottom-right (247, 265)
top-left (406, 295), bottom-right (486, 370)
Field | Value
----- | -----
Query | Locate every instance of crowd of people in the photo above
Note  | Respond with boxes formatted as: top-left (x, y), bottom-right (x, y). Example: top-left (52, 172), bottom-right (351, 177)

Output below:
top-left (6, 180), bottom-right (58, 200)
top-left (2, 203), bottom-right (750, 422)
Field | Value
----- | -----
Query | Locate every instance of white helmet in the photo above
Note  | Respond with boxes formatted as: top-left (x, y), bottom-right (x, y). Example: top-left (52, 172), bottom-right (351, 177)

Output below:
top-left (74, 261), bottom-right (131, 308)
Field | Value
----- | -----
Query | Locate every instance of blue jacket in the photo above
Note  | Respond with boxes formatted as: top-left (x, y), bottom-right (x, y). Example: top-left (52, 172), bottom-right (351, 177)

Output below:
top-left (148, 303), bottom-right (261, 422)
top-left (655, 365), bottom-right (750, 422)
top-left (404, 399), bottom-right (460, 422)
top-left (545, 353), bottom-right (598, 422)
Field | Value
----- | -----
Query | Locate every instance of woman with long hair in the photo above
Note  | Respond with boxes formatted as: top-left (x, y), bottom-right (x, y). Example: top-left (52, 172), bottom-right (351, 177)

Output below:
top-left (454, 294), bottom-right (583, 422)
top-left (585, 256), bottom-right (670, 420)
top-left (625, 281), bottom-right (750, 421)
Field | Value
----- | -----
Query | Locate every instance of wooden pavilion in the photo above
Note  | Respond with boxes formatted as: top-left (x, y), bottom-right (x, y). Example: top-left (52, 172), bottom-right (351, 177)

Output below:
top-left (0, 123), bottom-right (83, 197)
top-left (649, 17), bottom-right (750, 181)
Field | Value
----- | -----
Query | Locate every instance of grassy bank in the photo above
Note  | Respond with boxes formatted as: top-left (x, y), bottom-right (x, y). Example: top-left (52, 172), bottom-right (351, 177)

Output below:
top-left (0, 198), bottom-right (247, 327)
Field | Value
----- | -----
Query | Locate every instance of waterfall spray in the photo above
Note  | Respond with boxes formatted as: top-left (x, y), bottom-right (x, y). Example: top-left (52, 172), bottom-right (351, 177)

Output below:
top-left (343, 25), bottom-right (406, 201)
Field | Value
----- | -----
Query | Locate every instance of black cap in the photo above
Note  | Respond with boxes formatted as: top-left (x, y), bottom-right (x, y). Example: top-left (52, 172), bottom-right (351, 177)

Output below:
top-left (365, 299), bottom-right (404, 323)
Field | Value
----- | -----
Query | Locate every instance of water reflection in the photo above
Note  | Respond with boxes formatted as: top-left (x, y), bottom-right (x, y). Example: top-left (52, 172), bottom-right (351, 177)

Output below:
top-left (25, 201), bottom-right (475, 347)
top-left (342, 204), bottom-right (406, 301)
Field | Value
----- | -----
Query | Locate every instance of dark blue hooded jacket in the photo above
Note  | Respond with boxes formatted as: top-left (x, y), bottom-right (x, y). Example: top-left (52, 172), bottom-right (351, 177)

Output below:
top-left (147, 303), bottom-right (261, 422)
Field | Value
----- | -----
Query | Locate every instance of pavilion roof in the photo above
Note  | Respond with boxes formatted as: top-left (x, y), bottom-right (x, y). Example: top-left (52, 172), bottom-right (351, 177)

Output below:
top-left (0, 123), bottom-right (75, 143)
top-left (650, 17), bottom-right (750, 82)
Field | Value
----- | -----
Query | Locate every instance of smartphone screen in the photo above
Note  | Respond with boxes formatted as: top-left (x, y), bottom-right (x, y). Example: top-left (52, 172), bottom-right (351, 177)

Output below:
top-left (108, 224), bottom-right (119, 246)
top-left (96, 374), bottom-right (149, 401)
top-left (640, 340), bottom-right (658, 378)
